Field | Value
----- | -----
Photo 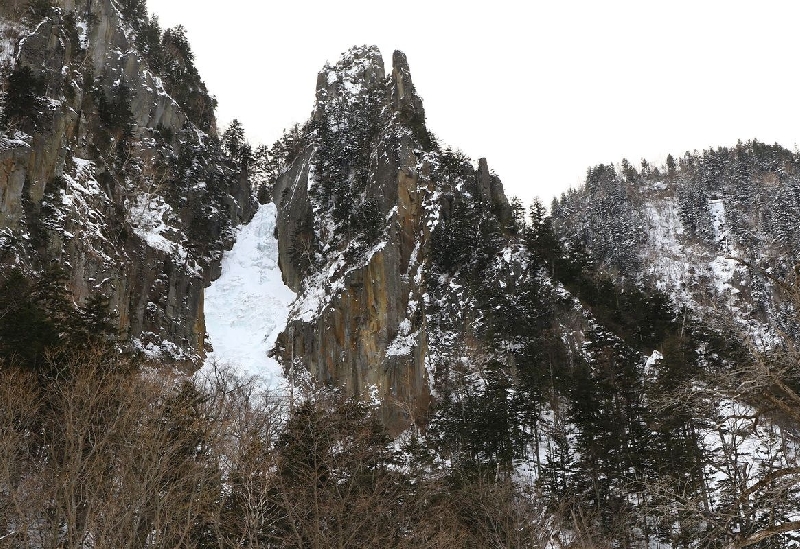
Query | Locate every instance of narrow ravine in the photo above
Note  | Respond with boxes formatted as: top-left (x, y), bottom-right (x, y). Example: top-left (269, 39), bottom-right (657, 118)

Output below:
top-left (202, 203), bottom-right (296, 390)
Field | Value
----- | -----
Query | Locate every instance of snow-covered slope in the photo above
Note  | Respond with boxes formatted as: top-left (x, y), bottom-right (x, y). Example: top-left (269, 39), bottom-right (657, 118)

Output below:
top-left (552, 145), bottom-right (800, 348)
top-left (203, 204), bottom-right (295, 390)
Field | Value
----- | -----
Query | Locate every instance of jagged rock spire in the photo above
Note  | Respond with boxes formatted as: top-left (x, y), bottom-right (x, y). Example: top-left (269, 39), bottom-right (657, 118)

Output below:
top-left (313, 45), bottom-right (386, 122)
top-left (390, 50), bottom-right (425, 127)
top-left (477, 157), bottom-right (512, 225)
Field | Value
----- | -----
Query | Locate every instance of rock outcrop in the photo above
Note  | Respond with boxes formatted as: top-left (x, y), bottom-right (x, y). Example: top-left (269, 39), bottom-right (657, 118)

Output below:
top-left (271, 46), bottom-right (512, 430)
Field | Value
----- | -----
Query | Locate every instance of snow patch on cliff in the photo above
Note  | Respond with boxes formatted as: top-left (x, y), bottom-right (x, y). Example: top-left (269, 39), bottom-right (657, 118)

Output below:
top-left (0, 21), bottom-right (22, 67)
top-left (203, 204), bottom-right (296, 391)
top-left (642, 196), bottom-right (775, 345)
top-left (127, 194), bottom-right (174, 253)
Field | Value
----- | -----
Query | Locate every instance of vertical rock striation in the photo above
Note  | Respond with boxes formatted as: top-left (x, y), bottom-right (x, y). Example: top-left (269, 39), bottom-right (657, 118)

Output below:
top-left (0, 0), bottom-right (254, 363)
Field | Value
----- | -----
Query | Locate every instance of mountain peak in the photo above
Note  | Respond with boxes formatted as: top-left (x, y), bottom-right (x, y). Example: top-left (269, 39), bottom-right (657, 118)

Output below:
top-left (314, 45), bottom-right (386, 110)
top-left (312, 46), bottom-right (427, 132)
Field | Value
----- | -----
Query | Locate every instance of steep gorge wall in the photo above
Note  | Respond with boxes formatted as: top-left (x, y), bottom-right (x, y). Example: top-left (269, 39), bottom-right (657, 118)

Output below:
top-left (0, 0), bottom-right (254, 362)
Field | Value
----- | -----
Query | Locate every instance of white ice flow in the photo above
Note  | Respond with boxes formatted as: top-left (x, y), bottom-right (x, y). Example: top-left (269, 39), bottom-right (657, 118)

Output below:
top-left (202, 203), bottom-right (296, 391)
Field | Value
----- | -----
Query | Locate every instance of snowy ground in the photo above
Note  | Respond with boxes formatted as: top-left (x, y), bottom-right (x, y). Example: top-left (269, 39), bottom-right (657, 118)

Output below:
top-left (201, 204), bottom-right (296, 391)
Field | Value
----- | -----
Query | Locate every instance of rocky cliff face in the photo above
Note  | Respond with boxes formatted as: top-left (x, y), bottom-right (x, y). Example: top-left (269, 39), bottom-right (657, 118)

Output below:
top-left (0, 0), bottom-right (254, 363)
top-left (270, 46), bottom-right (512, 430)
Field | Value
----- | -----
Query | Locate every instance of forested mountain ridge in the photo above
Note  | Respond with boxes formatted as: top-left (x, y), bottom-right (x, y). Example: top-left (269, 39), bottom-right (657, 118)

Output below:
top-left (540, 145), bottom-right (800, 547)
top-left (1, 1), bottom-right (800, 547)
top-left (552, 143), bottom-right (800, 348)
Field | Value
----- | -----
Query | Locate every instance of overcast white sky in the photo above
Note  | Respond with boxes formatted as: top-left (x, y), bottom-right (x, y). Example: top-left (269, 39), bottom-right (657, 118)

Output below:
top-left (147, 0), bottom-right (800, 206)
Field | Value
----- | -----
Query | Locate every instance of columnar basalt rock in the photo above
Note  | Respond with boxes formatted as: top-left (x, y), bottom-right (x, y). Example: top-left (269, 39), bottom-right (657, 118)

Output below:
top-left (272, 46), bottom-right (511, 431)
top-left (0, 0), bottom-right (253, 363)
top-left (390, 50), bottom-right (425, 130)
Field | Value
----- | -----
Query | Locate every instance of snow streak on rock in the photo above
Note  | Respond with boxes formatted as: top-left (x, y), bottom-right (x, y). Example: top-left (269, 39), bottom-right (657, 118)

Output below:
top-left (203, 204), bottom-right (296, 390)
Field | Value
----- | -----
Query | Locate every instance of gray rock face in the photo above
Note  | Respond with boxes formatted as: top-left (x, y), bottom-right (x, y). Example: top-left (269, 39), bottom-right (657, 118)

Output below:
top-left (0, 0), bottom-right (252, 364)
top-left (477, 157), bottom-right (512, 226)
top-left (390, 50), bottom-right (425, 129)
top-left (314, 46), bottom-right (386, 124)
top-left (273, 145), bottom-right (313, 293)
